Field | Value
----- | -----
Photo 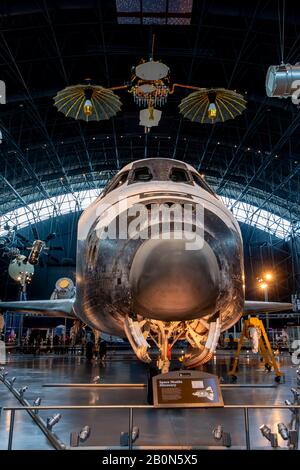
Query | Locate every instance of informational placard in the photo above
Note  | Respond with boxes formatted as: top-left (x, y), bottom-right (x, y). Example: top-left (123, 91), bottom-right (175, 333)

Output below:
top-left (152, 370), bottom-right (224, 408)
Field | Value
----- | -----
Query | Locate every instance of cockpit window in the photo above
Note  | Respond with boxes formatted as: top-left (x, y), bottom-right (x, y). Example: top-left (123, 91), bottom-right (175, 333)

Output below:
top-left (192, 172), bottom-right (216, 196)
top-left (132, 167), bottom-right (153, 182)
top-left (169, 168), bottom-right (189, 183)
top-left (113, 171), bottom-right (129, 189)
top-left (102, 171), bottom-right (129, 196)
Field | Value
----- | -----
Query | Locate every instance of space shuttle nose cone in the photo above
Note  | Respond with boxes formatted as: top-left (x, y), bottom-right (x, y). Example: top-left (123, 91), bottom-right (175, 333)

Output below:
top-left (130, 239), bottom-right (220, 321)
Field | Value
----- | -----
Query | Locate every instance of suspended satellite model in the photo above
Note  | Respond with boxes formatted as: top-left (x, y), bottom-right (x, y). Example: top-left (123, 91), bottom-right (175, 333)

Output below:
top-left (8, 254), bottom-right (34, 285)
top-left (54, 36), bottom-right (246, 131)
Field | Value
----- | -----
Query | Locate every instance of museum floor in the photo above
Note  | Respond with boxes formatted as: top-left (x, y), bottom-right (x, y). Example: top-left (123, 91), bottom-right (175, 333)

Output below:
top-left (0, 350), bottom-right (299, 450)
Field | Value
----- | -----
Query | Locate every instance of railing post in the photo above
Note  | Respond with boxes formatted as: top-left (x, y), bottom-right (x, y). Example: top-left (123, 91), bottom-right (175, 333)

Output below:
top-left (128, 407), bottom-right (133, 450)
top-left (296, 410), bottom-right (300, 451)
top-left (243, 407), bottom-right (251, 450)
top-left (8, 409), bottom-right (15, 450)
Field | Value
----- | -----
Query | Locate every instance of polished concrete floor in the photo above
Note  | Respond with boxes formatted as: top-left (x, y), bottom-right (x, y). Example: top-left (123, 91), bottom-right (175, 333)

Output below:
top-left (0, 349), bottom-right (299, 450)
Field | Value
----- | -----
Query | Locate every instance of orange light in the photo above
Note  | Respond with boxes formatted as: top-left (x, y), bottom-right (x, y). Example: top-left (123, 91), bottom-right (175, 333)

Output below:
top-left (83, 99), bottom-right (93, 117)
top-left (259, 282), bottom-right (268, 290)
top-left (59, 279), bottom-right (69, 289)
top-left (208, 102), bottom-right (217, 120)
top-left (264, 272), bottom-right (273, 281)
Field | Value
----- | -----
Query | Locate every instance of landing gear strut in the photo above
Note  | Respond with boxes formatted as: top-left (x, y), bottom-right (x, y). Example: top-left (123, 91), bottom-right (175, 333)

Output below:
top-left (124, 314), bottom-right (221, 373)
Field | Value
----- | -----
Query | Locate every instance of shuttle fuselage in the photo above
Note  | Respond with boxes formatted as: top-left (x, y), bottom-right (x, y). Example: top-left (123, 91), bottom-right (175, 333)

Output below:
top-left (74, 158), bottom-right (244, 370)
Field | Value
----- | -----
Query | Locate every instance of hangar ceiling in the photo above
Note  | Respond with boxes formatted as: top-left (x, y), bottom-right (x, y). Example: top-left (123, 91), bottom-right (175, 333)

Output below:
top-left (0, 0), bottom-right (299, 237)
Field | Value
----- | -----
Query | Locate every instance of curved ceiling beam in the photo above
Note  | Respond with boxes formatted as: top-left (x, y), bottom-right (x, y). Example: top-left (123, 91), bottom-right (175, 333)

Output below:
top-left (0, 186), bottom-right (294, 240)
top-left (0, 172), bottom-right (298, 224)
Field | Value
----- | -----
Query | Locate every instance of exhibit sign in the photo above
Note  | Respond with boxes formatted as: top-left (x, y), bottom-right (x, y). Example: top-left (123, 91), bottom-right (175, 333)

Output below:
top-left (152, 370), bottom-right (224, 408)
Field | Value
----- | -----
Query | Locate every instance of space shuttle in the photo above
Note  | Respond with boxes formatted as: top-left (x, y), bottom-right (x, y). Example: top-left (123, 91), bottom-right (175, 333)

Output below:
top-left (0, 158), bottom-right (292, 372)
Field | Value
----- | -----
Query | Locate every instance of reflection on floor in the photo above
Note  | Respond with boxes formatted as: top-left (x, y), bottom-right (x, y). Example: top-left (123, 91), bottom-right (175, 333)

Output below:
top-left (0, 349), bottom-right (299, 450)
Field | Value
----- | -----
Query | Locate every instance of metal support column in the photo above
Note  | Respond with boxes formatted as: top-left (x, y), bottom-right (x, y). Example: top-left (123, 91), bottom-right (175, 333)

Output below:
top-left (8, 409), bottom-right (15, 450)
top-left (243, 407), bottom-right (250, 450)
top-left (128, 407), bottom-right (133, 450)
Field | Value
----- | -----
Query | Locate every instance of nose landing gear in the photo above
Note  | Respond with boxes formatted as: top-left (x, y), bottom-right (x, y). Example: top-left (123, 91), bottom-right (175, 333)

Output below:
top-left (124, 314), bottom-right (221, 373)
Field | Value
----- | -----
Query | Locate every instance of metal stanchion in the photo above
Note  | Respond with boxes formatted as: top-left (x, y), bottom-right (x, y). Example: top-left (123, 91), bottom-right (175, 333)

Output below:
top-left (294, 410), bottom-right (300, 450)
top-left (128, 408), bottom-right (133, 450)
top-left (3, 403), bottom-right (300, 450)
top-left (0, 375), bottom-right (65, 450)
top-left (7, 409), bottom-right (15, 450)
top-left (243, 407), bottom-right (251, 450)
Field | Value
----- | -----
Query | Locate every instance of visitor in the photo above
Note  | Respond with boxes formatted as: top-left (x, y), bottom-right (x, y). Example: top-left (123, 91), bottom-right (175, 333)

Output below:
top-left (86, 340), bottom-right (94, 362)
top-left (99, 339), bottom-right (107, 363)
top-left (53, 334), bottom-right (59, 354)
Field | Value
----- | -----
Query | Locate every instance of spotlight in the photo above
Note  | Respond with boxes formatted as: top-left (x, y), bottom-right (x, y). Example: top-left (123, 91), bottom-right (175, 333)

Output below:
top-left (70, 425), bottom-right (91, 447)
top-left (32, 397), bottom-right (42, 414)
top-left (132, 426), bottom-right (139, 443)
top-left (266, 63), bottom-right (300, 98)
top-left (285, 399), bottom-right (295, 412)
top-left (290, 388), bottom-right (300, 403)
top-left (92, 375), bottom-right (100, 384)
top-left (33, 397), bottom-right (42, 413)
top-left (212, 424), bottom-right (223, 440)
top-left (2, 371), bottom-right (8, 378)
top-left (18, 386), bottom-right (28, 397)
top-left (277, 423), bottom-right (289, 440)
top-left (33, 397), bottom-right (41, 406)
top-left (120, 426), bottom-right (140, 446)
top-left (259, 424), bottom-right (272, 441)
top-left (9, 377), bottom-right (16, 386)
top-left (47, 413), bottom-right (61, 430)
top-left (79, 425), bottom-right (91, 443)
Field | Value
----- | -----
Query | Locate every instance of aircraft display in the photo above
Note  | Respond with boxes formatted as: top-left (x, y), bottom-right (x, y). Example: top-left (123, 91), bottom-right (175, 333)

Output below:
top-left (0, 158), bottom-right (292, 372)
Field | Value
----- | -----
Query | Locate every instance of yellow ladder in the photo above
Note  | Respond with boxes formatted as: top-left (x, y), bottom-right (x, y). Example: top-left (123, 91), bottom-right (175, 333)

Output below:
top-left (228, 317), bottom-right (284, 383)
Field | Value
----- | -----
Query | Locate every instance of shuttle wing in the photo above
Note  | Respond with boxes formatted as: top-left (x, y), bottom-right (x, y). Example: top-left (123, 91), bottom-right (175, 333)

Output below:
top-left (0, 299), bottom-right (76, 318)
top-left (244, 300), bottom-right (293, 314)
top-left (0, 299), bottom-right (293, 321)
